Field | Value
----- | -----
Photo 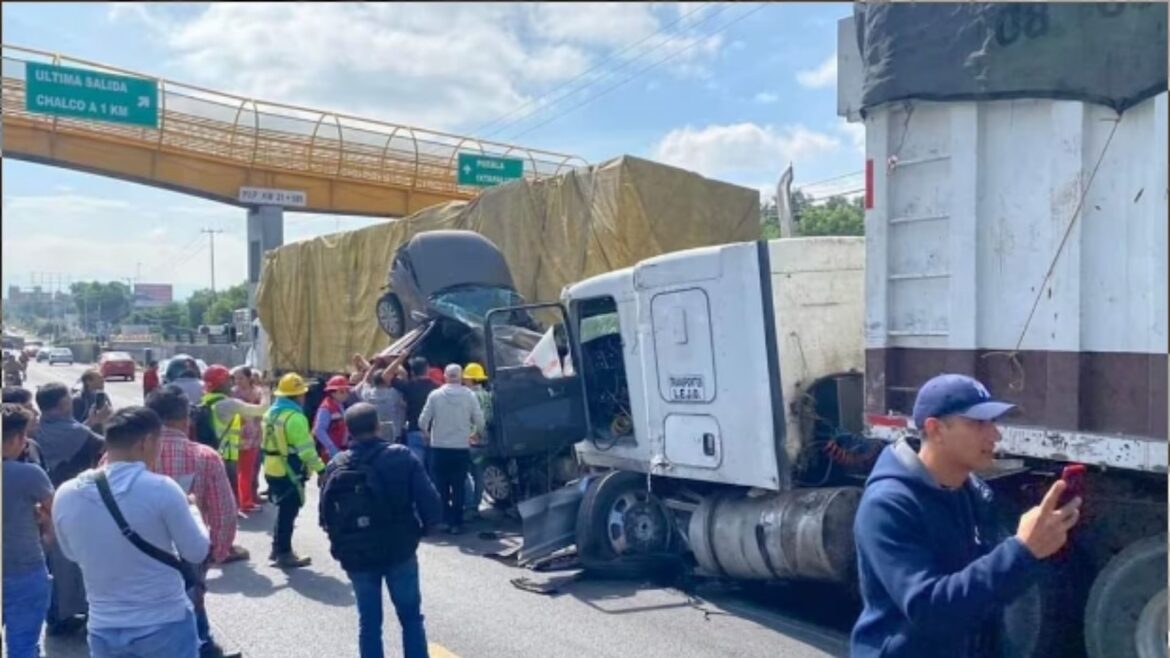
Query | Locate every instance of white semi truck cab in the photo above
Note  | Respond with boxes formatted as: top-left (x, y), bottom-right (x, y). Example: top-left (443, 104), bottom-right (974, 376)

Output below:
top-left (494, 237), bottom-right (873, 586)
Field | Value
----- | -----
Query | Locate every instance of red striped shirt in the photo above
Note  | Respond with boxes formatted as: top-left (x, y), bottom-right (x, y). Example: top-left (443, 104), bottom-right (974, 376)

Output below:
top-left (156, 427), bottom-right (238, 563)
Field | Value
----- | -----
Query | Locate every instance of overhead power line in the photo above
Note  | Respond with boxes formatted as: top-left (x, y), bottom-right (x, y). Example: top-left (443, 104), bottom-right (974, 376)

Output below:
top-left (506, 3), bottom-right (770, 142)
top-left (477, 3), bottom-right (730, 138)
top-left (473, 2), bottom-right (717, 137)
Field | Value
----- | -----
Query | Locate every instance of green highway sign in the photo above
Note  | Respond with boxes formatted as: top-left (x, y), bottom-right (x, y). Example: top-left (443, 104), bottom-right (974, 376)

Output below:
top-left (457, 153), bottom-right (524, 187)
top-left (25, 62), bottom-right (159, 128)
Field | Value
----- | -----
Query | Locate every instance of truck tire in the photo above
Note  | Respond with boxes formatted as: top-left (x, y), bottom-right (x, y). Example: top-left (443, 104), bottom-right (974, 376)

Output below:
top-left (1002, 573), bottom-right (1081, 658)
top-left (1084, 534), bottom-right (1168, 658)
top-left (996, 493), bottom-right (1090, 658)
top-left (575, 471), bottom-right (679, 579)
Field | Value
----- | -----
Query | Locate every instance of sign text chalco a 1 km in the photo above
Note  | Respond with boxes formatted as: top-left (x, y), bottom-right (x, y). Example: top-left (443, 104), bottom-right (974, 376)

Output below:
top-left (25, 62), bottom-right (158, 128)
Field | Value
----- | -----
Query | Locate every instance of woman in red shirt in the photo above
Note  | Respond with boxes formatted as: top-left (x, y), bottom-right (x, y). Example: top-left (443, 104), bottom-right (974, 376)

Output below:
top-left (231, 366), bottom-right (266, 513)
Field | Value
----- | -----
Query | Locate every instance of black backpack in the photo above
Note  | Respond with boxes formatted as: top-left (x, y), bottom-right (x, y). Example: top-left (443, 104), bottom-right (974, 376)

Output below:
top-left (320, 446), bottom-right (395, 570)
top-left (190, 395), bottom-right (226, 451)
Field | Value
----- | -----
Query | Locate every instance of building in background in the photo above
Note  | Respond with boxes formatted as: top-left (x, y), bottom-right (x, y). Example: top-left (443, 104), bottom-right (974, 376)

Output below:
top-left (133, 283), bottom-right (173, 308)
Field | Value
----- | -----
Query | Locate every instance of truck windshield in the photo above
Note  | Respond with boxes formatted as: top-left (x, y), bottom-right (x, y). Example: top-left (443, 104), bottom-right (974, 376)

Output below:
top-left (575, 296), bottom-right (633, 442)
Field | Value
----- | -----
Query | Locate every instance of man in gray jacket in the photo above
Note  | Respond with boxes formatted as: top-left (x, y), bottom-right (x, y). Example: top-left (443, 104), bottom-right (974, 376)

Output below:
top-left (418, 364), bottom-right (484, 534)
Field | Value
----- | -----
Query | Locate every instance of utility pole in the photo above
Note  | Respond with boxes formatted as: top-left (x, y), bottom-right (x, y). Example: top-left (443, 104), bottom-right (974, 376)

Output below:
top-left (201, 228), bottom-right (224, 298)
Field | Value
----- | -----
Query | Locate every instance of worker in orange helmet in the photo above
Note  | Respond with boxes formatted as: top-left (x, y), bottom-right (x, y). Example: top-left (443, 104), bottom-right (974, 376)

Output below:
top-left (312, 374), bottom-right (352, 464)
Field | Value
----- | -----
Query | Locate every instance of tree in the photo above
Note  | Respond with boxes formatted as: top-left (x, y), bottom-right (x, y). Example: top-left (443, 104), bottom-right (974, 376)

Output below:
top-left (125, 302), bottom-right (190, 335)
top-left (186, 289), bottom-right (217, 328)
top-left (70, 281), bottom-right (132, 332)
top-left (760, 191), bottom-right (864, 239)
top-left (186, 284), bottom-right (249, 326)
top-left (203, 284), bottom-right (249, 325)
top-left (797, 196), bottom-right (865, 237)
top-left (760, 201), bottom-right (781, 240)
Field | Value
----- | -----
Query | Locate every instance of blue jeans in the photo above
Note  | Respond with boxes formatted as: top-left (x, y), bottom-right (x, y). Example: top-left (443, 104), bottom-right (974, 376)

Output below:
top-left (2, 565), bottom-right (51, 658)
top-left (88, 609), bottom-right (198, 658)
top-left (348, 555), bottom-right (428, 658)
top-left (406, 431), bottom-right (431, 476)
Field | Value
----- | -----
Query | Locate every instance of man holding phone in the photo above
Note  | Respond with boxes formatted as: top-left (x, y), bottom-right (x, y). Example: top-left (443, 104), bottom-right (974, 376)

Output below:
top-left (850, 374), bottom-right (1083, 658)
top-left (72, 370), bottom-right (112, 431)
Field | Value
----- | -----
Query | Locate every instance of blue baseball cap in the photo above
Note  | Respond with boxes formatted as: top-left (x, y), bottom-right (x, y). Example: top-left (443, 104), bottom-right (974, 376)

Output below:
top-left (912, 374), bottom-right (1016, 429)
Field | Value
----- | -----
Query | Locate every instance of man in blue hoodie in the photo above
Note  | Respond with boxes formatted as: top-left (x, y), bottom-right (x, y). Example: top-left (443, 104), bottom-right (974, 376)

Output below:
top-left (851, 374), bottom-right (1083, 658)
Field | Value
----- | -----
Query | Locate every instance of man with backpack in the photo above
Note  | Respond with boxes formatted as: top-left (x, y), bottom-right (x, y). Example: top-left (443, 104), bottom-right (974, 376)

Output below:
top-left (320, 402), bottom-right (441, 658)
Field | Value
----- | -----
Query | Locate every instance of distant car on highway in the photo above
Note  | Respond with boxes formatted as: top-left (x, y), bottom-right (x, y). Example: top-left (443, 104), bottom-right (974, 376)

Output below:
top-left (36, 347), bottom-right (53, 363)
top-left (99, 351), bottom-right (137, 381)
top-left (46, 347), bottom-right (74, 366)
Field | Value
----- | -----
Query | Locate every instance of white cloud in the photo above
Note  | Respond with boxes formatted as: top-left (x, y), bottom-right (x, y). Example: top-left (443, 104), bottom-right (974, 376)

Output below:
top-left (838, 117), bottom-right (866, 157)
top-left (650, 122), bottom-right (841, 182)
top-left (796, 52), bottom-right (837, 89)
top-left (754, 91), bottom-right (779, 104)
top-left (529, 3), bottom-right (660, 48)
top-left (110, 3), bottom-right (727, 134)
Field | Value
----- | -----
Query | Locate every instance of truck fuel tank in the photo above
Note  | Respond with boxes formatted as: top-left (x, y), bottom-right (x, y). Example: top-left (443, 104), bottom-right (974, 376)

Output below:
top-left (687, 487), bottom-right (862, 584)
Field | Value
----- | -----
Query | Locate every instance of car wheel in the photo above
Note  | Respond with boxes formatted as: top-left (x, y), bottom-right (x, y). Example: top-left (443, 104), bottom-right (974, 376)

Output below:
top-left (480, 460), bottom-right (513, 509)
top-left (375, 292), bottom-right (405, 338)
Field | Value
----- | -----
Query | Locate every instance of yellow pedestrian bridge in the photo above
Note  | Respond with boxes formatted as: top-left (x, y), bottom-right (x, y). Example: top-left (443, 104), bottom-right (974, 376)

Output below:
top-left (1, 45), bottom-right (588, 217)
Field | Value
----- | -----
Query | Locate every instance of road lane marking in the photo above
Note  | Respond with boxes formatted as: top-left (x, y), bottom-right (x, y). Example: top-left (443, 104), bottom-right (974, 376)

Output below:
top-left (429, 644), bottom-right (461, 658)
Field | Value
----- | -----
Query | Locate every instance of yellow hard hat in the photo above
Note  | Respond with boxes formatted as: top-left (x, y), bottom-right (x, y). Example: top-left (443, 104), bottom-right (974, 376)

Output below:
top-left (274, 372), bottom-right (309, 397)
top-left (463, 362), bottom-right (488, 382)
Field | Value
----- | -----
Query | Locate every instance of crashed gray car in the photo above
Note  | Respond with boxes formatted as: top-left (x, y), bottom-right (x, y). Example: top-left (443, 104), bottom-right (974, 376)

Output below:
top-left (374, 230), bottom-right (542, 366)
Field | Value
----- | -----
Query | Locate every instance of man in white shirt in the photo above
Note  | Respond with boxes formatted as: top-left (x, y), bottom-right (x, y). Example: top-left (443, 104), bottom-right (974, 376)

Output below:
top-left (418, 364), bottom-right (485, 535)
top-left (53, 407), bottom-right (210, 658)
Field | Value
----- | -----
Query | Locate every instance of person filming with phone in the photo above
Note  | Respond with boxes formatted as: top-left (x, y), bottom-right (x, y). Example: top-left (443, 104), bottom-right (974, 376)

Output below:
top-left (850, 374), bottom-right (1083, 658)
top-left (72, 369), bottom-right (112, 431)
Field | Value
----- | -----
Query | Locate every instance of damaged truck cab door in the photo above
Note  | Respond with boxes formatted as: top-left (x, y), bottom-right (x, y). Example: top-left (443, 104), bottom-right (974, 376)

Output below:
top-left (484, 303), bottom-right (589, 458)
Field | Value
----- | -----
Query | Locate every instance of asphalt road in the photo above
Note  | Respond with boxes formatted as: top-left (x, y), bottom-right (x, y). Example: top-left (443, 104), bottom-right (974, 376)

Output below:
top-left (23, 360), bottom-right (856, 658)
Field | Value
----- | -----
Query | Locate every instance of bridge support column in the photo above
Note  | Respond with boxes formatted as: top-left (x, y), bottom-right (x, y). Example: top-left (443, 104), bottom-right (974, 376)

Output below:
top-left (246, 204), bottom-right (284, 321)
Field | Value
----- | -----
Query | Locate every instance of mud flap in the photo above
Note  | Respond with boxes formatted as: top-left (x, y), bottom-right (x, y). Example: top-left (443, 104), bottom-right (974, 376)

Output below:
top-left (517, 477), bottom-right (592, 565)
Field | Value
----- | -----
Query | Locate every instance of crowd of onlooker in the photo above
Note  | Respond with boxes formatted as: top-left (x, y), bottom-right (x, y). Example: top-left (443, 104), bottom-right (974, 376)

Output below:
top-left (2, 348), bottom-right (493, 658)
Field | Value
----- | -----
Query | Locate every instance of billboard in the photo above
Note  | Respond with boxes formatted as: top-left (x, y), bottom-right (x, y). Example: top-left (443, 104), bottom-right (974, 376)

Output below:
top-left (134, 283), bottom-right (173, 308)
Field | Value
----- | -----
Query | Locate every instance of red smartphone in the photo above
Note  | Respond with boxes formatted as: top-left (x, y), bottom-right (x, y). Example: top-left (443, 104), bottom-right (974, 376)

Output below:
top-left (1058, 464), bottom-right (1087, 507)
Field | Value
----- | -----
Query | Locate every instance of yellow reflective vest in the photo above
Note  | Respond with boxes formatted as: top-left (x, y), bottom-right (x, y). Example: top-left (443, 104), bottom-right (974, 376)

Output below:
top-left (262, 403), bottom-right (325, 503)
top-left (201, 393), bottom-right (242, 463)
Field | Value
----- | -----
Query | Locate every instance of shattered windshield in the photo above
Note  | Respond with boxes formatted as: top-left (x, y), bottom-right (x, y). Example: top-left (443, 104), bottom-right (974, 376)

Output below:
top-left (429, 286), bottom-right (526, 327)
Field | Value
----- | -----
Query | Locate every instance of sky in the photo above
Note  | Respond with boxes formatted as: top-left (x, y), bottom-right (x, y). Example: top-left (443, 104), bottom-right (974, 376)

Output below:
top-left (2, 2), bottom-right (865, 300)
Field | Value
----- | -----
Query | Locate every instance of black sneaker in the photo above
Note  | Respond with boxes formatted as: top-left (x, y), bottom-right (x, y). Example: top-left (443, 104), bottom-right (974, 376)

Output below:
top-left (274, 552), bottom-right (312, 569)
top-left (200, 640), bottom-right (243, 658)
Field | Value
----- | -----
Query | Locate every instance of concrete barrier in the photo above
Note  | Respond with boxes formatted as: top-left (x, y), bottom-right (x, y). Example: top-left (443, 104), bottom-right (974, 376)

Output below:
top-left (107, 342), bottom-right (251, 368)
top-left (58, 341), bottom-right (101, 364)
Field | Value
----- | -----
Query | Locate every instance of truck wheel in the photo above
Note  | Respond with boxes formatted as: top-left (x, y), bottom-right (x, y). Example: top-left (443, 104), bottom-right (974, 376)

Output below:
top-left (1085, 534), bottom-right (1168, 658)
top-left (1002, 573), bottom-right (1081, 658)
top-left (576, 471), bottom-right (677, 577)
top-left (996, 494), bottom-right (1090, 658)
top-left (481, 461), bottom-right (513, 508)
